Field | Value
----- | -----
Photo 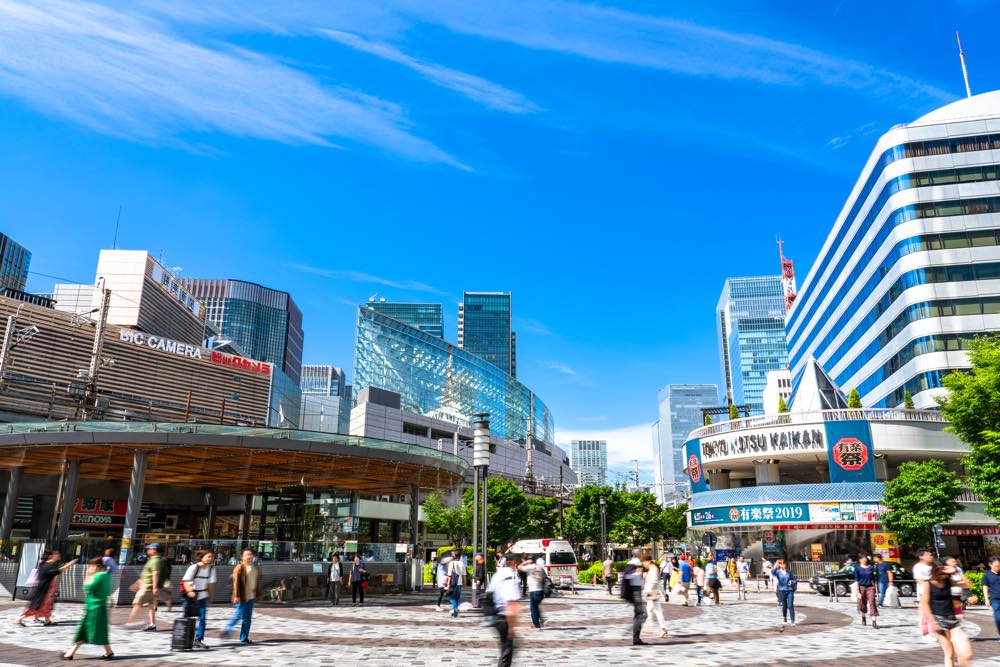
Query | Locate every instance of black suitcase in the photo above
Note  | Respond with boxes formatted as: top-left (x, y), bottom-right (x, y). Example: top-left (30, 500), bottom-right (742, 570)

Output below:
top-left (171, 617), bottom-right (195, 651)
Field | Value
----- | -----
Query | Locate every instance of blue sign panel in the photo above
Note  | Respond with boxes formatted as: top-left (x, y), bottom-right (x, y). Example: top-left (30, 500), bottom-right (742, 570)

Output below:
top-left (824, 420), bottom-right (876, 483)
top-left (690, 503), bottom-right (810, 526)
top-left (684, 438), bottom-right (710, 494)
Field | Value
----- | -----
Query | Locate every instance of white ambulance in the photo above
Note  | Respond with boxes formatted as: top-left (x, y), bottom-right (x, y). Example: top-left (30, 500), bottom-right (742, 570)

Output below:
top-left (509, 538), bottom-right (578, 589)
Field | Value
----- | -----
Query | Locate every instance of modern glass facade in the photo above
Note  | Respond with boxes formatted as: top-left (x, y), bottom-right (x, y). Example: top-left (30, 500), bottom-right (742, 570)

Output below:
top-left (0, 233), bottom-right (30, 292)
top-left (570, 439), bottom-right (607, 485)
top-left (458, 292), bottom-right (516, 378)
top-left (654, 384), bottom-right (718, 504)
top-left (786, 91), bottom-right (1000, 408)
top-left (182, 278), bottom-right (304, 385)
top-left (717, 277), bottom-right (788, 415)
top-left (300, 364), bottom-right (351, 434)
top-left (354, 306), bottom-right (552, 445)
top-left (365, 301), bottom-right (443, 338)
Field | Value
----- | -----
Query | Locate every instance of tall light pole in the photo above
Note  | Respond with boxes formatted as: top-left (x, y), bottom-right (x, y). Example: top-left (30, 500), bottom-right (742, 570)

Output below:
top-left (599, 496), bottom-right (608, 561)
top-left (472, 413), bottom-right (490, 606)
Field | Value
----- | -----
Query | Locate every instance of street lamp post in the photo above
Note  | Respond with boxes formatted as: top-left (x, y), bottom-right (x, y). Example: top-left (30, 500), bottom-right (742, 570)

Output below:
top-left (599, 496), bottom-right (607, 561)
top-left (472, 413), bottom-right (490, 606)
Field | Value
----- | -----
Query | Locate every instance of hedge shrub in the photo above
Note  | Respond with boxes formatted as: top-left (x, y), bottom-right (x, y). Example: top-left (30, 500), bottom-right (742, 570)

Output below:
top-left (966, 571), bottom-right (984, 605)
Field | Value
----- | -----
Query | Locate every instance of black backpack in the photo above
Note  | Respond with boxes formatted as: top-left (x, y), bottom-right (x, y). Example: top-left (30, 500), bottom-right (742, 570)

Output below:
top-left (620, 564), bottom-right (637, 603)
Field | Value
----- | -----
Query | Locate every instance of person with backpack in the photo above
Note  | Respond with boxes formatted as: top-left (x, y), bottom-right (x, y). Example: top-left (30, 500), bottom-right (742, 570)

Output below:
top-left (486, 553), bottom-right (522, 667)
top-left (773, 559), bottom-right (797, 629)
top-left (180, 550), bottom-right (216, 649)
top-left (446, 549), bottom-right (464, 617)
top-left (434, 556), bottom-right (451, 611)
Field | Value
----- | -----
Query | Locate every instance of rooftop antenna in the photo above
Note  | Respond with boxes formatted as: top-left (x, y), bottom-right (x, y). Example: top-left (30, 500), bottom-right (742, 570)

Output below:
top-left (111, 205), bottom-right (122, 249)
top-left (777, 236), bottom-right (797, 313)
top-left (956, 30), bottom-right (972, 98)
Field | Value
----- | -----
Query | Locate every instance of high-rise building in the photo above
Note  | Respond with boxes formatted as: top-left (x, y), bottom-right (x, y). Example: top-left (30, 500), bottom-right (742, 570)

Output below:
top-left (299, 364), bottom-right (352, 434)
top-left (364, 299), bottom-right (443, 338)
top-left (787, 90), bottom-right (1000, 409)
top-left (761, 369), bottom-right (792, 416)
top-left (654, 384), bottom-right (718, 504)
top-left (182, 278), bottom-right (303, 385)
top-left (458, 292), bottom-right (516, 378)
top-left (0, 233), bottom-right (30, 292)
top-left (53, 250), bottom-right (205, 346)
top-left (569, 439), bottom-right (607, 485)
top-left (717, 276), bottom-right (789, 415)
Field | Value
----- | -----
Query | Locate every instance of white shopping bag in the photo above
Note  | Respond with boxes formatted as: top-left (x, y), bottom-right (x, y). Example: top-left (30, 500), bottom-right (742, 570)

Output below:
top-left (850, 581), bottom-right (860, 601)
top-left (884, 584), bottom-right (902, 608)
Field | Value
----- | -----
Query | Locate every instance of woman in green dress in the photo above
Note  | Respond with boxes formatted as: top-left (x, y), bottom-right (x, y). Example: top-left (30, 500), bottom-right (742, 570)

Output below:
top-left (62, 557), bottom-right (114, 660)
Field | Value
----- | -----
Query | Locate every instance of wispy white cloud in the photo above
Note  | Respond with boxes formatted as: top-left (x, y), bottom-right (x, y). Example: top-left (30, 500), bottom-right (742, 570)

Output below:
top-left (318, 29), bottom-right (539, 114)
top-left (394, 0), bottom-right (954, 106)
top-left (0, 0), bottom-right (464, 166)
top-left (826, 121), bottom-right (880, 150)
top-left (288, 263), bottom-right (454, 298)
top-left (556, 422), bottom-right (654, 474)
top-left (513, 316), bottom-right (554, 336)
top-left (540, 361), bottom-right (592, 385)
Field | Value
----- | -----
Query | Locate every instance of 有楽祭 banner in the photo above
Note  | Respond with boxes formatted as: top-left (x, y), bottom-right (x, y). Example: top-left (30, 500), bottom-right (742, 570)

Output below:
top-left (685, 438), bottom-right (710, 493)
top-left (824, 420), bottom-right (876, 483)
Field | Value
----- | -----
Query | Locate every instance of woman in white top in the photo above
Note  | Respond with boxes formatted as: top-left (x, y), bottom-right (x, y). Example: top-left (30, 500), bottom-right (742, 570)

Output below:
top-left (640, 552), bottom-right (668, 638)
top-left (693, 561), bottom-right (706, 606)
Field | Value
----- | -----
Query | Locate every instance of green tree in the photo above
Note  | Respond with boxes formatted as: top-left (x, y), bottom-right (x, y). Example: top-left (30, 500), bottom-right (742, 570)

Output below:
top-left (523, 495), bottom-right (559, 538)
top-left (728, 403), bottom-right (739, 420)
top-left (462, 477), bottom-right (528, 548)
top-left (903, 390), bottom-right (914, 409)
top-left (703, 412), bottom-right (712, 426)
top-left (881, 460), bottom-right (963, 546)
top-left (422, 491), bottom-right (471, 546)
top-left (940, 335), bottom-right (1000, 520)
top-left (661, 503), bottom-right (688, 543)
top-left (609, 490), bottom-right (666, 547)
top-left (562, 484), bottom-right (628, 544)
top-left (777, 395), bottom-right (788, 413)
top-left (847, 388), bottom-right (862, 408)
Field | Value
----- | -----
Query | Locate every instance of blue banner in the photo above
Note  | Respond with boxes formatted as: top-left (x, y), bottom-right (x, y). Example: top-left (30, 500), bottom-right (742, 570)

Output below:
top-left (684, 438), bottom-right (710, 494)
top-left (824, 420), bottom-right (876, 483)
top-left (690, 503), bottom-right (810, 526)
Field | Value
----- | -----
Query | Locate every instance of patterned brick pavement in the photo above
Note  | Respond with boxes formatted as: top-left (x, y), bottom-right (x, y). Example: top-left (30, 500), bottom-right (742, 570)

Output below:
top-left (0, 588), bottom-right (998, 666)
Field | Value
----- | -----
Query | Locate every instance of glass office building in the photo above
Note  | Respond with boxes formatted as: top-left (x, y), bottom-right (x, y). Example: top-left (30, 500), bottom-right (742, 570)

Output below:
top-left (0, 233), bottom-right (30, 292)
top-left (570, 439), bottom-right (607, 485)
top-left (365, 300), bottom-right (443, 338)
top-left (717, 276), bottom-right (789, 416)
top-left (787, 91), bottom-right (1000, 409)
top-left (654, 384), bottom-right (718, 504)
top-left (182, 278), bottom-right (304, 385)
top-left (300, 364), bottom-right (351, 434)
top-left (354, 306), bottom-right (552, 445)
top-left (458, 292), bottom-right (516, 378)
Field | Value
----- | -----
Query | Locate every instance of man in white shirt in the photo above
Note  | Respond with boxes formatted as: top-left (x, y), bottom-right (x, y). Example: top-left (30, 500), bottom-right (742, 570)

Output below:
top-left (518, 557), bottom-right (547, 630)
top-left (912, 549), bottom-right (934, 604)
top-left (181, 550), bottom-right (216, 649)
top-left (736, 556), bottom-right (751, 600)
top-left (488, 553), bottom-right (522, 667)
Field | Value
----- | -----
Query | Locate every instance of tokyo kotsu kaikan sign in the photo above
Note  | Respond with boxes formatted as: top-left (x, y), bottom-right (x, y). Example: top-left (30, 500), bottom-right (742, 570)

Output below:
top-left (700, 426), bottom-right (825, 463)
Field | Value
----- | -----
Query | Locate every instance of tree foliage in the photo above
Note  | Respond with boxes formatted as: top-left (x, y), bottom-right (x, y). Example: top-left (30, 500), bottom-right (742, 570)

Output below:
top-left (523, 495), bottom-right (559, 539)
top-left (563, 485), bottom-right (628, 544)
top-left (903, 390), bottom-right (914, 409)
top-left (728, 403), bottom-right (739, 420)
top-left (881, 460), bottom-right (963, 546)
top-left (462, 477), bottom-right (530, 548)
top-left (939, 335), bottom-right (1000, 521)
top-left (847, 388), bottom-right (862, 408)
top-left (777, 395), bottom-right (788, 413)
top-left (422, 491), bottom-right (471, 546)
top-left (661, 503), bottom-right (688, 543)
top-left (609, 490), bottom-right (665, 547)
top-left (703, 412), bottom-right (712, 426)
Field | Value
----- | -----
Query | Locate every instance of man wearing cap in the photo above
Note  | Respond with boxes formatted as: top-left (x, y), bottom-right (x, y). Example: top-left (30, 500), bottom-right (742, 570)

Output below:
top-left (126, 544), bottom-right (163, 631)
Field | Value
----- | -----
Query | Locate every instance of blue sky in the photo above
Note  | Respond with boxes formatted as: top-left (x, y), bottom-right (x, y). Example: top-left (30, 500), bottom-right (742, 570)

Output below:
top-left (3, 0), bottom-right (998, 480)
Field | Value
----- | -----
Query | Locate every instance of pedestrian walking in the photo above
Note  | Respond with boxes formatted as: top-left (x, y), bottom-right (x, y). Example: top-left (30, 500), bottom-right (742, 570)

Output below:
top-left (678, 556), bottom-right (692, 605)
top-left (328, 554), bottom-right (344, 606)
top-left (101, 549), bottom-right (120, 577)
top-left (945, 556), bottom-right (971, 619)
top-left (772, 559), bottom-right (797, 629)
top-left (640, 551), bottom-right (668, 638)
top-left (519, 557), bottom-right (546, 629)
top-left (17, 549), bottom-right (77, 627)
top-left (704, 555), bottom-right (721, 605)
top-left (473, 553), bottom-right (487, 607)
top-left (446, 549), bottom-right (464, 617)
top-left (602, 555), bottom-right (615, 595)
top-left (853, 556), bottom-right (879, 628)
top-left (435, 556), bottom-right (451, 610)
top-left (624, 549), bottom-right (647, 645)
top-left (873, 555), bottom-right (893, 608)
top-left (736, 556), bottom-right (750, 600)
top-left (920, 560), bottom-right (972, 667)
top-left (761, 557), bottom-right (773, 589)
top-left (125, 544), bottom-right (163, 631)
top-left (693, 560), bottom-right (705, 606)
top-left (982, 557), bottom-right (1000, 639)
top-left (349, 554), bottom-right (368, 607)
top-left (180, 550), bottom-right (216, 649)
top-left (913, 548), bottom-right (934, 606)
top-left (61, 557), bottom-right (113, 660)
top-left (727, 556), bottom-right (738, 586)
top-left (157, 555), bottom-right (174, 614)
top-left (488, 553), bottom-right (521, 667)
top-left (660, 555), bottom-right (673, 593)
top-left (220, 548), bottom-right (261, 643)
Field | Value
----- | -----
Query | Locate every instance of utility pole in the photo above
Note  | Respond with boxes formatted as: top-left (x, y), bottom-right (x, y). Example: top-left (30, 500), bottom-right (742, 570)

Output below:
top-left (632, 459), bottom-right (640, 491)
top-left (82, 284), bottom-right (111, 418)
top-left (472, 413), bottom-right (490, 606)
top-left (558, 465), bottom-right (564, 537)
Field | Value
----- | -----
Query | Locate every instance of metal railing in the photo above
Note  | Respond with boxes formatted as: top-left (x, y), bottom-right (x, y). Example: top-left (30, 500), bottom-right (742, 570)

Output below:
top-left (689, 408), bottom-right (947, 439)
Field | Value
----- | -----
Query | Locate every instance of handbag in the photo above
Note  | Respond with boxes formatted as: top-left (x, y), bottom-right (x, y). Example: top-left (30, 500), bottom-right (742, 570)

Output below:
top-left (25, 568), bottom-right (39, 587)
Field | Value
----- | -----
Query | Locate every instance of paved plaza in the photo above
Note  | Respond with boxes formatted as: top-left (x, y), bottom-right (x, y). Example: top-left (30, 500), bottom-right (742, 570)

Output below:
top-left (0, 586), bottom-right (999, 666)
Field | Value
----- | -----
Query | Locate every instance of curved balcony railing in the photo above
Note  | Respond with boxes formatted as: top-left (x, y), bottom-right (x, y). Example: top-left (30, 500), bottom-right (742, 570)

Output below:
top-left (688, 408), bottom-right (947, 440)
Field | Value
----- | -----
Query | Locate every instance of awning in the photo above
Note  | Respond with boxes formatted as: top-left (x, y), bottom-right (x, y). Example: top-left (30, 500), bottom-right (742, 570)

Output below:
top-left (941, 527), bottom-right (1000, 536)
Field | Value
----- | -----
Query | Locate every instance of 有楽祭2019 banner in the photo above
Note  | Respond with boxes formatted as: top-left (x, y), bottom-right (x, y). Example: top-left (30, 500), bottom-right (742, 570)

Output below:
top-left (685, 438), bottom-right (710, 493)
top-left (825, 420), bottom-right (876, 483)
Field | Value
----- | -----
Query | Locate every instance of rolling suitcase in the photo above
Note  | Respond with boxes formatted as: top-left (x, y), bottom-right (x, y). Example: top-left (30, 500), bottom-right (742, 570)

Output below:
top-left (171, 616), bottom-right (195, 651)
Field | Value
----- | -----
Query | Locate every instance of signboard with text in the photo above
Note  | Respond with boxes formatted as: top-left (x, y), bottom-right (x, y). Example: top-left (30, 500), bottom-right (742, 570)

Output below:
top-left (690, 503), bottom-right (810, 526)
top-left (684, 438), bottom-right (710, 493)
top-left (71, 498), bottom-right (127, 528)
top-left (825, 420), bottom-right (876, 483)
top-left (699, 425), bottom-right (826, 464)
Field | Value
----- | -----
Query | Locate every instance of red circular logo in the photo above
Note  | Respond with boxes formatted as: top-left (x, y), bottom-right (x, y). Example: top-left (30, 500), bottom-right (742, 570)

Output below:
top-left (688, 454), bottom-right (702, 483)
top-left (873, 534), bottom-right (886, 546)
top-left (832, 437), bottom-right (869, 471)
top-left (729, 508), bottom-right (740, 522)
top-left (763, 530), bottom-right (775, 543)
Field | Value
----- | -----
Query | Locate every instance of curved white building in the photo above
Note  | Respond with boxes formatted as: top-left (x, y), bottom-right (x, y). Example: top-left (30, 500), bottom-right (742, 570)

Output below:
top-left (786, 91), bottom-right (1000, 409)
